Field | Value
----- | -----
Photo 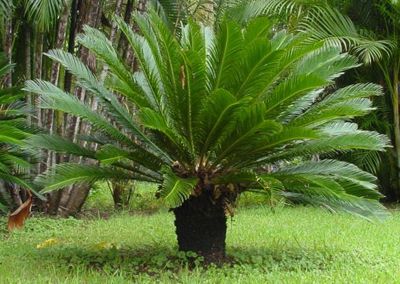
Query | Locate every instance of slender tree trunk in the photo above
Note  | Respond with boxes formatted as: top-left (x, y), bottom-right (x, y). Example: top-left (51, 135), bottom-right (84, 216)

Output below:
top-left (48, 0), bottom-right (71, 133)
top-left (173, 192), bottom-right (227, 263)
top-left (117, 0), bottom-right (134, 56)
top-left (392, 72), bottom-right (400, 200)
top-left (64, 0), bottom-right (80, 93)
top-left (25, 25), bottom-right (32, 125)
top-left (3, 17), bottom-right (13, 88)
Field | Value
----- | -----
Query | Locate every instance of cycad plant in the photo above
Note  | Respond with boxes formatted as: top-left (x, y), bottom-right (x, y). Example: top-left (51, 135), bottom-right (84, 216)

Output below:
top-left (0, 54), bottom-right (37, 213)
top-left (25, 11), bottom-right (390, 261)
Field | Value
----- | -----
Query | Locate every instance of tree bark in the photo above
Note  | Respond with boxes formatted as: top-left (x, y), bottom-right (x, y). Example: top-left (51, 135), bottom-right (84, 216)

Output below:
top-left (46, 0), bottom-right (71, 215)
top-left (47, 0), bottom-right (71, 133)
top-left (62, 183), bottom-right (92, 217)
top-left (117, 0), bottom-right (134, 57)
top-left (173, 193), bottom-right (227, 263)
top-left (63, 0), bottom-right (102, 217)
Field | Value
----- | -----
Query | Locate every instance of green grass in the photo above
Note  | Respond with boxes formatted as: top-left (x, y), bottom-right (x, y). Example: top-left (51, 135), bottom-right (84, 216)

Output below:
top-left (1, 206), bottom-right (400, 283)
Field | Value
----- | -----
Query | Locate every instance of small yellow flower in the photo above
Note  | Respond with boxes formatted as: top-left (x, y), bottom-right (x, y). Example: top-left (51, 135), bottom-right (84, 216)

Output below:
top-left (36, 238), bottom-right (60, 249)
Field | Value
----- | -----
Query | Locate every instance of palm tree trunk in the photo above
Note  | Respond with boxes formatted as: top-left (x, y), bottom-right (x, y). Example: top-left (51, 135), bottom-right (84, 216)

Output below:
top-left (63, 0), bottom-right (101, 217)
top-left (61, 183), bottom-right (92, 217)
top-left (173, 192), bottom-right (227, 263)
top-left (46, 0), bottom-right (72, 215)
top-left (64, 0), bottom-right (80, 93)
top-left (48, 0), bottom-right (71, 133)
top-left (25, 24), bottom-right (32, 125)
top-left (3, 17), bottom-right (13, 88)
top-left (392, 72), bottom-right (400, 200)
top-left (117, 0), bottom-right (134, 57)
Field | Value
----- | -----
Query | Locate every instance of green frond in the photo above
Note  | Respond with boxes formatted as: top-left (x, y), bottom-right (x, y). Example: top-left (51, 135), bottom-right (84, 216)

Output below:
top-left (160, 167), bottom-right (198, 208)
top-left (264, 131), bottom-right (390, 164)
top-left (265, 74), bottom-right (328, 118)
top-left (24, 0), bottom-right (64, 31)
top-left (208, 20), bottom-right (244, 91)
top-left (37, 163), bottom-right (155, 193)
top-left (25, 134), bottom-right (96, 158)
top-left (300, 5), bottom-right (394, 64)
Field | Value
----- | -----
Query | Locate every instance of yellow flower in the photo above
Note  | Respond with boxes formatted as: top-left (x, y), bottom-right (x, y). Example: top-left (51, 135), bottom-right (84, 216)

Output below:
top-left (36, 238), bottom-right (60, 249)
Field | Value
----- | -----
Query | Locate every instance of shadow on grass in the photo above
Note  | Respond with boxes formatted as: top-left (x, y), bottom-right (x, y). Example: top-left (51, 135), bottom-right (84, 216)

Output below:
top-left (31, 243), bottom-right (354, 276)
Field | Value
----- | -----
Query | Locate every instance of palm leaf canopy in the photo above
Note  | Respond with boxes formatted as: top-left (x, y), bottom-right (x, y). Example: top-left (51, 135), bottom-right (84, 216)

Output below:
top-left (25, 11), bottom-right (390, 220)
top-left (0, 53), bottom-right (42, 212)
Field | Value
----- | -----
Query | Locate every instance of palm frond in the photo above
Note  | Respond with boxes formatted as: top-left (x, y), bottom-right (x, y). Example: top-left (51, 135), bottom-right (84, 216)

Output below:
top-left (160, 167), bottom-right (198, 208)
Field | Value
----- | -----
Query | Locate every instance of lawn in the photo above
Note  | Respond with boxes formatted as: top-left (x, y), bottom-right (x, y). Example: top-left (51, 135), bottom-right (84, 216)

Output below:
top-left (1, 205), bottom-right (400, 284)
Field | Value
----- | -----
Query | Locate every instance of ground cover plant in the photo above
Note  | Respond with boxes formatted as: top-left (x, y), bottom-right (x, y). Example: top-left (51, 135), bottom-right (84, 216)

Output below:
top-left (1, 205), bottom-right (400, 284)
top-left (24, 7), bottom-right (391, 262)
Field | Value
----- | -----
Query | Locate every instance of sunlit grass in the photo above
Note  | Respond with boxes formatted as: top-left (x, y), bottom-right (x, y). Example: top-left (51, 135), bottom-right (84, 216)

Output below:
top-left (1, 206), bottom-right (400, 283)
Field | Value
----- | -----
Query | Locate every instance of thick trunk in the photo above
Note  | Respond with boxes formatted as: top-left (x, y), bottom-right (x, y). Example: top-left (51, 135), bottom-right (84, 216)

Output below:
top-left (173, 194), bottom-right (227, 263)
top-left (62, 184), bottom-right (91, 217)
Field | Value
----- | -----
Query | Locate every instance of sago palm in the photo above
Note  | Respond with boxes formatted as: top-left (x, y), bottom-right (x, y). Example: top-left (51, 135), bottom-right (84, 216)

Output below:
top-left (0, 54), bottom-right (39, 213)
top-left (25, 11), bottom-right (390, 261)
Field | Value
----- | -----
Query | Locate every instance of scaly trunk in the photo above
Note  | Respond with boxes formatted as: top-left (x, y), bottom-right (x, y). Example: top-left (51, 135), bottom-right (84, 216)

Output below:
top-left (173, 192), bottom-right (227, 263)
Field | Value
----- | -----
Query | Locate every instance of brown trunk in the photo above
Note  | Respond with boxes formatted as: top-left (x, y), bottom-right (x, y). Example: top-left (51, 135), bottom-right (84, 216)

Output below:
top-left (34, 32), bottom-right (44, 127)
top-left (47, 0), bottom-right (71, 133)
top-left (117, 0), bottom-right (134, 57)
top-left (63, 0), bottom-right (102, 217)
top-left (25, 24), bottom-right (33, 126)
top-left (112, 183), bottom-right (124, 210)
top-left (46, 1), bottom-right (72, 215)
top-left (173, 192), bottom-right (227, 263)
top-left (62, 184), bottom-right (92, 217)
top-left (393, 73), bottom-right (400, 200)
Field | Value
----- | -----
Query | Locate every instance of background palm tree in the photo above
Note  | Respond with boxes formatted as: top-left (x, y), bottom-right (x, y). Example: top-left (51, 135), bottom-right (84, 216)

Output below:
top-left (26, 10), bottom-right (389, 262)
top-left (258, 0), bottom-right (400, 201)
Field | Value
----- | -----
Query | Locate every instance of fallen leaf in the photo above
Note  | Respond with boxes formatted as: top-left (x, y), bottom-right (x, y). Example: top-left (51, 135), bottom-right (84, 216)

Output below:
top-left (7, 190), bottom-right (32, 231)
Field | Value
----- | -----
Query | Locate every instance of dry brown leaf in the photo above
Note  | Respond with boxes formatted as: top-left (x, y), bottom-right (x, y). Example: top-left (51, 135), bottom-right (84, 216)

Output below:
top-left (7, 190), bottom-right (33, 231)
